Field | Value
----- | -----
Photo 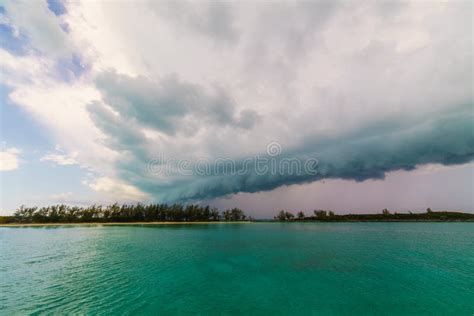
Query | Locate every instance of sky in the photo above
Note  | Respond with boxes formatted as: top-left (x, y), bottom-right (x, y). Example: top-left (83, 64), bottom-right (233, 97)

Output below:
top-left (0, 0), bottom-right (472, 218)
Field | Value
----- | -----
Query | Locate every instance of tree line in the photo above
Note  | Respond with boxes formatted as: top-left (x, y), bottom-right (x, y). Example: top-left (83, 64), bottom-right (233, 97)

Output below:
top-left (275, 208), bottom-right (474, 222)
top-left (6, 204), bottom-right (249, 223)
top-left (1, 205), bottom-right (472, 224)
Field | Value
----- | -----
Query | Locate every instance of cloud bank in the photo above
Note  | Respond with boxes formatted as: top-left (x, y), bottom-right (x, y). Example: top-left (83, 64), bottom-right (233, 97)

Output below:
top-left (1, 1), bottom-right (472, 203)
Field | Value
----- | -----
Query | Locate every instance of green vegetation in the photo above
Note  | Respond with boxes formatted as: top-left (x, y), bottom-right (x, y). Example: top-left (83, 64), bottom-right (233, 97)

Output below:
top-left (275, 208), bottom-right (474, 222)
top-left (9, 204), bottom-right (248, 224)
top-left (2, 205), bottom-right (473, 225)
top-left (0, 216), bottom-right (15, 224)
top-left (222, 208), bottom-right (247, 221)
top-left (275, 210), bottom-right (295, 221)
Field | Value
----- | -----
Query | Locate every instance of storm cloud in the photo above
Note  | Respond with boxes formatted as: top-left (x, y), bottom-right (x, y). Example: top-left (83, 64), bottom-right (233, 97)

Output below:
top-left (1, 0), bottom-right (472, 207)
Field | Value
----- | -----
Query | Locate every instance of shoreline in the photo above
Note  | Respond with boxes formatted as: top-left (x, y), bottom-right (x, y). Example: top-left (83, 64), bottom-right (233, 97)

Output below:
top-left (0, 221), bottom-right (253, 227)
top-left (2, 220), bottom-right (474, 227)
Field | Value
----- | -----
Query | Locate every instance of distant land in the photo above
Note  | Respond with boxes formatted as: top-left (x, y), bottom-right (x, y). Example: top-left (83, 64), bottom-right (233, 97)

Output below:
top-left (274, 208), bottom-right (474, 222)
top-left (0, 204), bottom-right (473, 225)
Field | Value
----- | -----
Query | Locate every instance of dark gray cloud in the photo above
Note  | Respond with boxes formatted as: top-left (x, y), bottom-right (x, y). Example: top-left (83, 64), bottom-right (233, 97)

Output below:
top-left (83, 1), bottom-right (473, 205)
top-left (94, 71), bottom-right (259, 136)
top-left (153, 104), bottom-right (473, 202)
top-left (88, 80), bottom-right (473, 202)
top-left (2, 0), bottom-right (472, 213)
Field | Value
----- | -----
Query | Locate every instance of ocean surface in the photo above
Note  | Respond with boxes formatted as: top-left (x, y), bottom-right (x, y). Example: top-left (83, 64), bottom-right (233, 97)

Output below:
top-left (1, 223), bottom-right (473, 315)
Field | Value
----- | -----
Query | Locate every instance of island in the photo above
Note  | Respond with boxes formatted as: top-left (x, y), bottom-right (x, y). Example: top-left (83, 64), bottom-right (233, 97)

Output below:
top-left (0, 205), bottom-right (473, 225)
top-left (274, 208), bottom-right (474, 222)
top-left (0, 204), bottom-right (250, 225)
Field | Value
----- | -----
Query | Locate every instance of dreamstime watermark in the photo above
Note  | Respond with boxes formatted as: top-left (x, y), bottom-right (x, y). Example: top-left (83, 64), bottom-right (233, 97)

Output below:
top-left (147, 141), bottom-right (319, 177)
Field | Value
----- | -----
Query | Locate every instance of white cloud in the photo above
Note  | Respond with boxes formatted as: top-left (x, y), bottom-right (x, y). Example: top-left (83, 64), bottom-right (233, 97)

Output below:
top-left (0, 49), bottom-right (50, 86)
top-left (0, 48), bottom-right (116, 173)
top-left (0, 147), bottom-right (21, 171)
top-left (1, 1), bottom-right (472, 204)
top-left (85, 176), bottom-right (148, 202)
top-left (41, 152), bottom-right (78, 166)
top-left (2, 0), bottom-right (73, 58)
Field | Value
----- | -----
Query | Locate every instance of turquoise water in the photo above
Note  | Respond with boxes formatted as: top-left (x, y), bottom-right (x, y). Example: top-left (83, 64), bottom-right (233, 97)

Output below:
top-left (1, 223), bottom-right (473, 315)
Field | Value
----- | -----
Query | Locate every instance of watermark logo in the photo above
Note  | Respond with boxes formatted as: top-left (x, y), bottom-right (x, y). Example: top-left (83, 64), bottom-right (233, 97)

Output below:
top-left (266, 141), bottom-right (281, 157)
top-left (148, 141), bottom-right (318, 177)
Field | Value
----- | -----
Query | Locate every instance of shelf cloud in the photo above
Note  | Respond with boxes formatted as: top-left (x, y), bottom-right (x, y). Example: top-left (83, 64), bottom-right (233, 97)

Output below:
top-left (1, 0), bottom-right (472, 205)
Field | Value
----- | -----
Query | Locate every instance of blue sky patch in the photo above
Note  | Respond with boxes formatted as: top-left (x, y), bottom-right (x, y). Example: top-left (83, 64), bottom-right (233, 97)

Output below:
top-left (47, 0), bottom-right (66, 16)
top-left (0, 22), bottom-right (29, 55)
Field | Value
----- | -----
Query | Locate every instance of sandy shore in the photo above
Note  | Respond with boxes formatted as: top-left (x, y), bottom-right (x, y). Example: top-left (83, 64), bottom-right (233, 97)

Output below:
top-left (0, 221), bottom-right (253, 227)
